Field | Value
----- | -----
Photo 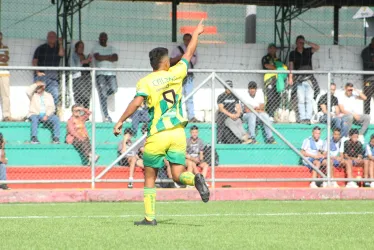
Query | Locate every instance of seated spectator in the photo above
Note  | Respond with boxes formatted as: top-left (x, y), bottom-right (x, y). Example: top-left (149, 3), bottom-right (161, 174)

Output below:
top-left (130, 100), bottom-right (148, 136)
top-left (186, 126), bottom-right (209, 180)
top-left (26, 81), bottom-right (60, 144)
top-left (216, 80), bottom-right (251, 144)
top-left (318, 83), bottom-right (349, 138)
top-left (338, 83), bottom-right (369, 143)
top-left (242, 81), bottom-right (276, 144)
top-left (363, 134), bottom-right (374, 188)
top-left (301, 126), bottom-right (325, 188)
top-left (341, 129), bottom-right (363, 188)
top-left (118, 127), bottom-right (146, 188)
top-left (66, 104), bottom-right (99, 164)
top-left (0, 133), bottom-right (10, 190)
top-left (321, 128), bottom-right (343, 188)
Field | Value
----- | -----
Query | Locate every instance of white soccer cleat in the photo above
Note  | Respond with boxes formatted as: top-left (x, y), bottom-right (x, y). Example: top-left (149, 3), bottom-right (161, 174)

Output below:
top-left (346, 181), bottom-right (359, 188)
top-left (310, 182), bottom-right (318, 188)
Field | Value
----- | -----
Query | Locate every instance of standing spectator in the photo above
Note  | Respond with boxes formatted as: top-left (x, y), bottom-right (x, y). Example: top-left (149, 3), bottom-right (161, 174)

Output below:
top-left (93, 32), bottom-right (118, 123)
top-left (0, 133), bottom-right (10, 190)
top-left (71, 41), bottom-right (92, 109)
top-left (341, 129), bottom-right (363, 188)
top-left (26, 81), bottom-right (60, 144)
top-left (262, 43), bottom-right (287, 121)
top-left (361, 37), bottom-right (374, 114)
top-left (338, 83), bottom-right (369, 143)
top-left (216, 80), bottom-right (252, 144)
top-left (32, 31), bottom-right (64, 106)
top-left (186, 126), bottom-right (209, 179)
top-left (66, 104), bottom-right (99, 165)
top-left (322, 128), bottom-right (343, 188)
top-left (118, 127), bottom-right (146, 188)
top-left (301, 126), bottom-right (325, 188)
top-left (130, 100), bottom-right (148, 136)
top-left (170, 34), bottom-right (200, 122)
top-left (318, 83), bottom-right (349, 137)
top-left (0, 32), bottom-right (12, 121)
top-left (288, 35), bottom-right (320, 124)
top-left (364, 134), bottom-right (374, 188)
top-left (242, 81), bottom-right (276, 144)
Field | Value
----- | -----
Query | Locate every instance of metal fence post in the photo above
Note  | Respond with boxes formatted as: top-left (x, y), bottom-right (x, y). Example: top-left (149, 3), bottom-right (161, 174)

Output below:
top-left (326, 72), bottom-right (332, 186)
top-left (211, 72), bottom-right (216, 188)
top-left (91, 69), bottom-right (96, 189)
top-left (61, 69), bottom-right (66, 119)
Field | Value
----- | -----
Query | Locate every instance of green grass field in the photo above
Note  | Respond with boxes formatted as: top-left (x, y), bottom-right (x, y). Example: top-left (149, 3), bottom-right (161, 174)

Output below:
top-left (1, 200), bottom-right (374, 249)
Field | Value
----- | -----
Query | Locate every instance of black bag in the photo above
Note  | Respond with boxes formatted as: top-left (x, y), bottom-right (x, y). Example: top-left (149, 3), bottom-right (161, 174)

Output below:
top-left (203, 145), bottom-right (219, 166)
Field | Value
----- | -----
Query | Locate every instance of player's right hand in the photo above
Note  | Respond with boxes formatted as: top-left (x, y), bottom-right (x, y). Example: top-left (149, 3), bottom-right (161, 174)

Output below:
top-left (113, 122), bottom-right (123, 137)
top-left (196, 19), bottom-right (205, 35)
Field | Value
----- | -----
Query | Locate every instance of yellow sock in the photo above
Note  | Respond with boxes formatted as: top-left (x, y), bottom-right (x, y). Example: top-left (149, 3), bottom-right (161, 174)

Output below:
top-left (179, 172), bottom-right (195, 186)
top-left (144, 187), bottom-right (156, 221)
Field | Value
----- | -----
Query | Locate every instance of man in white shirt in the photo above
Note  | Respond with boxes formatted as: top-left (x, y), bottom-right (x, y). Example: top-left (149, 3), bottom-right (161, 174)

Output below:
top-left (301, 126), bottom-right (325, 188)
top-left (93, 32), bottom-right (118, 123)
top-left (242, 81), bottom-right (276, 144)
top-left (338, 83), bottom-right (369, 143)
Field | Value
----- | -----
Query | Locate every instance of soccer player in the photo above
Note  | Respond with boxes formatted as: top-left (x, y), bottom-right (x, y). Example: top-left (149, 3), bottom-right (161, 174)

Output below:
top-left (113, 19), bottom-right (209, 226)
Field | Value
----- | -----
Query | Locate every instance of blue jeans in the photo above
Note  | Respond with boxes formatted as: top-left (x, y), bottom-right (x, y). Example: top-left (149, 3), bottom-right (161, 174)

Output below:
top-left (34, 75), bottom-right (59, 106)
top-left (96, 75), bottom-right (117, 118)
top-left (319, 114), bottom-right (350, 137)
top-left (0, 163), bottom-right (6, 181)
top-left (297, 81), bottom-right (313, 120)
top-left (183, 75), bottom-right (195, 119)
top-left (30, 114), bottom-right (60, 138)
top-left (131, 109), bottom-right (148, 134)
top-left (243, 112), bottom-right (273, 139)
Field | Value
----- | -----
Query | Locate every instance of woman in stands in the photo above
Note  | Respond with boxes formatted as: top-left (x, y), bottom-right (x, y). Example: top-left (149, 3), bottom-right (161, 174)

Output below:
top-left (0, 133), bottom-right (10, 190)
top-left (66, 104), bottom-right (99, 165)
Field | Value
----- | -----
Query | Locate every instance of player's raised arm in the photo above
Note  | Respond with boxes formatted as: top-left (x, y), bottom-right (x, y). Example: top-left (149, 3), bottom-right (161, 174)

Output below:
top-left (182, 19), bottom-right (204, 63)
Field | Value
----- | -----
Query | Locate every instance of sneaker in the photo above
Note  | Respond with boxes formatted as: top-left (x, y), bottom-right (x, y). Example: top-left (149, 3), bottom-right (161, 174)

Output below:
top-left (370, 182), bottom-right (374, 188)
top-left (364, 182), bottom-right (371, 188)
top-left (206, 182), bottom-right (210, 187)
top-left (332, 181), bottom-right (340, 188)
top-left (310, 182), bottom-right (318, 188)
top-left (242, 138), bottom-right (253, 144)
top-left (174, 182), bottom-right (181, 188)
top-left (52, 137), bottom-right (60, 144)
top-left (0, 184), bottom-right (10, 190)
top-left (322, 182), bottom-right (328, 188)
top-left (265, 137), bottom-right (276, 144)
top-left (104, 117), bottom-right (112, 123)
top-left (346, 181), bottom-right (359, 188)
top-left (250, 138), bottom-right (259, 144)
top-left (194, 173), bottom-right (210, 203)
top-left (128, 177), bottom-right (134, 188)
top-left (31, 136), bottom-right (40, 144)
top-left (134, 218), bottom-right (157, 226)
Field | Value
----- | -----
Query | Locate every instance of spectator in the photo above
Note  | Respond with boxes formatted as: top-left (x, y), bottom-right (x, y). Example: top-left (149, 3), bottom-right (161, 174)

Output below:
top-left (118, 127), bottom-right (146, 188)
top-left (288, 35), bottom-right (320, 124)
top-left (66, 104), bottom-right (99, 165)
top-left (341, 129), bottom-right (363, 188)
top-left (26, 81), bottom-right (60, 144)
top-left (361, 37), bottom-right (374, 114)
top-left (216, 80), bottom-right (252, 144)
top-left (318, 83), bottom-right (349, 137)
top-left (338, 83), bottom-right (369, 143)
top-left (93, 32), bottom-right (118, 123)
top-left (186, 125), bottom-right (209, 179)
top-left (71, 41), bottom-right (92, 109)
top-left (0, 133), bottom-right (10, 190)
top-left (363, 134), bottom-right (374, 188)
top-left (32, 31), bottom-right (64, 106)
top-left (130, 100), bottom-right (148, 136)
top-left (170, 33), bottom-right (200, 122)
top-left (321, 128), bottom-right (343, 188)
top-left (301, 126), bottom-right (324, 188)
top-left (242, 81), bottom-right (276, 144)
top-left (262, 43), bottom-right (287, 121)
top-left (0, 32), bottom-right (12, 121)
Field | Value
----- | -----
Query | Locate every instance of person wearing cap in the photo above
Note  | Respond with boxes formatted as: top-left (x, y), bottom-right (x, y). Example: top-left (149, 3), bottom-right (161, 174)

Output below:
top-left (300, 126), bottom-right (325, 188)
top-left (243, 81), bottom-right (276, 144)
top-left (216, 80), bottom-right (252, 144)
top-left (288, 35), bottom-right (320, 124)
top-left (26, 81), bottom-right (61, 144)
top-left (338, 83), bottom-right (369, 143)
top-left (361, 37), bottom-right (374, 114)
top-left (261, 43), bottom-right (287, 121)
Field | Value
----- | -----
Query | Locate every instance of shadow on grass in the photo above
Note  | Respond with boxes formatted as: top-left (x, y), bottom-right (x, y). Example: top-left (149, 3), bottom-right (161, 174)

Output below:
top-left (157, 219), bottom-right (203, 227)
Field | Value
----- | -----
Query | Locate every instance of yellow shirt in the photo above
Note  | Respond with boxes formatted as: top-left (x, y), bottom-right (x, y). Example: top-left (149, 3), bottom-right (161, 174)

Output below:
top-left (136, 59), bottom-right (189, 136)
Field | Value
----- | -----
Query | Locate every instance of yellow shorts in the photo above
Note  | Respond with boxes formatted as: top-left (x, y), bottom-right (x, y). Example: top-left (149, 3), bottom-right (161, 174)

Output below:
top-left (143, 125), bottom-right (186, 168)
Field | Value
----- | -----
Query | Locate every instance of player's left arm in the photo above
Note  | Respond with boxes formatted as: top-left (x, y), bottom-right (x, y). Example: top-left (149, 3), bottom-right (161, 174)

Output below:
top-left (182, 19), bottom-right (204, 63)
top-left (113, 96), bottom-right (144, 136)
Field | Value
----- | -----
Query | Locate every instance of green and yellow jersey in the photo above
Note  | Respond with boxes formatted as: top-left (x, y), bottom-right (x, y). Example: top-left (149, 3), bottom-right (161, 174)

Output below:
top-left (136, 58), bottom-right (189, 136)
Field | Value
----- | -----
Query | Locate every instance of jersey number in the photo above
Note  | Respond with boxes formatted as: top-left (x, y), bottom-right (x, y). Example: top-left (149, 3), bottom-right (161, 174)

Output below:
top-left (162, 89), bottom-right (176, 104)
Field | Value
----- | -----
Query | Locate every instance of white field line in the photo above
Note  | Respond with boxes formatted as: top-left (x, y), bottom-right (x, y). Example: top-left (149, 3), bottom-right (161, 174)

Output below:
top-left (0, 211), bottom-right (374, 219)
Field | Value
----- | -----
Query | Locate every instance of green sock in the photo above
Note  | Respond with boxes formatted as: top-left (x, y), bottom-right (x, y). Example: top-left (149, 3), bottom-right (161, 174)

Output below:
top-left (179, 172), bottom-right (195, 186)
top-left (144, 187), bottom-right (156, 221)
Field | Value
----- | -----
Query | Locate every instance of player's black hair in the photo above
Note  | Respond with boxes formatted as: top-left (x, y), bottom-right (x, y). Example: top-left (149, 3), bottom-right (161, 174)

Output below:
top-left (312, 126), bottom-right (321, 131)
top-left (124, 128), bottom-right (134, 136)
top-left (248, 81), bottom-right (257, 89)
top-left (190, 125), bottom-right (199, 131)
top-left (183, 33), bottom-right (192, 39)
top-left (333, 128), bottom-right (341, 133)
top-left (296, 35), bottom-right (305, 42)
top-left (149, 47), bottom-right (169, 70)
top-left (349, 129), bottom-right (359, 136)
